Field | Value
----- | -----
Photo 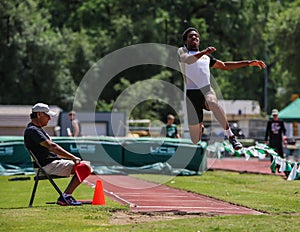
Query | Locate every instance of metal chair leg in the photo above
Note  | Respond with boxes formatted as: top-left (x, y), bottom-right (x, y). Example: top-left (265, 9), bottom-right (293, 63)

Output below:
top-left (28, 170), bottom-right (40, 207)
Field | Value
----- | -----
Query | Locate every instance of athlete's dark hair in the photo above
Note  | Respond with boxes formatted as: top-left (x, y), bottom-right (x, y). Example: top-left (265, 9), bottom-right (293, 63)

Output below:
top-left (182, 27), bottom-right (199, 41)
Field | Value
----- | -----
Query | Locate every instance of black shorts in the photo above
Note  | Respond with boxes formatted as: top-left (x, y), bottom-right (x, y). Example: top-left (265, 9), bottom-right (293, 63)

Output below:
top-left (186, 85), bottom-right (214, 125)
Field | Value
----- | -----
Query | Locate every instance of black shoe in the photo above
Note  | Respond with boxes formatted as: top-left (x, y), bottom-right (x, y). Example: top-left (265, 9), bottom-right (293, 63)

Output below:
top-left (57, 194), bottom-right (82, 206)
top-left (229, 136), bottom-right (243, 150)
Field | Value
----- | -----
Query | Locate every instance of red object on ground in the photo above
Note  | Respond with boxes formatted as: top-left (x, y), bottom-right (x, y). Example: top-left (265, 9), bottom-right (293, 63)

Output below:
top-left (75, 163), bottom-right (91, 182)
top-left (92, 179), bottom-right (106, 205)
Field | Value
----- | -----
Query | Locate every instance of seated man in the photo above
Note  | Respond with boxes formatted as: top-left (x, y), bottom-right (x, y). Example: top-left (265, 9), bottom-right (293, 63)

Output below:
top-left (24, 103), bottom-right (89, 206)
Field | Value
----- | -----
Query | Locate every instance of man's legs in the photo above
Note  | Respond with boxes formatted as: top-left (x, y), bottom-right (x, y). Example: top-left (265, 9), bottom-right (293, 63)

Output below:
top-left (64, 174), bottom-right (81, 195)
top-left (205, 93), bottom-right (229, 130)
top-left (270, 144), bottom-right (284, 174)
top-left (205, 92), bottom-right (242, 150)
top-left (189, 123), bottom-right (204, 144)
top-left (45, 160), bottom-right (82, 206)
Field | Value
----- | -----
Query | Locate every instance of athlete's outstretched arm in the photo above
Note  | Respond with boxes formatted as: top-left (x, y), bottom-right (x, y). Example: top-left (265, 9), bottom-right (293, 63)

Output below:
top-left (213, 60), bottom-right (266, 70)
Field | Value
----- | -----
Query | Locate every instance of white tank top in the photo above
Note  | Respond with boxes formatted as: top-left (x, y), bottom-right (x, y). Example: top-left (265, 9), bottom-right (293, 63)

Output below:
top-left (182, 51), bottom-right (211, 90)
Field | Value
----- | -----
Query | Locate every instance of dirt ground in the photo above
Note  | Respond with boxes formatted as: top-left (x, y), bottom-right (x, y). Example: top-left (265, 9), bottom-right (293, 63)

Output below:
top-left (110, 210), bottom-right (212, 225)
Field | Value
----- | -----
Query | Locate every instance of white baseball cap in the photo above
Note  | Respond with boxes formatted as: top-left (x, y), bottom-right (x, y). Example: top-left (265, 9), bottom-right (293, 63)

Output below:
top-left (271, 109), bottom-right (279, 115)
top-left (32, 103), bottom-right (57, 117)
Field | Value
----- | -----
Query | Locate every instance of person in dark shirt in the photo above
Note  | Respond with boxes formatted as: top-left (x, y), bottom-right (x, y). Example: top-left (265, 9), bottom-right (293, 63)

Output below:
top-left (161, 114), bottom-right (181, 138)
top-left (265, 108), bottom-right (287, 162)
top-left (24, 103), bottom-right (89, 206)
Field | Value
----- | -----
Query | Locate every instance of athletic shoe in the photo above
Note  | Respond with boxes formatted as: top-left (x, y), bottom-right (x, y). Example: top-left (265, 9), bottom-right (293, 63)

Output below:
top-left (57, 194), bottom-right (82, 206)
top-left (65, 195), bottom-right (82, 206)
top-left (229, 136), bottom-right (243, 150)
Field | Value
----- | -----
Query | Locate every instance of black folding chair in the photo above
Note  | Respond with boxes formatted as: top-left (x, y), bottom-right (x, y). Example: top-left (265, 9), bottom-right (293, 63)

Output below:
top-left (27, 149), bottom-right (66, 207)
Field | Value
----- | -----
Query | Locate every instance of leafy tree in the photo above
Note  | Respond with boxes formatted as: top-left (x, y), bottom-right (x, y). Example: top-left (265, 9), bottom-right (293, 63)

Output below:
top-left (266, 0), bottom-right (300, 109)
top-left (1, 0), bottom-right (299, 120)
top-left (0, 0), bottom-right (77, 108)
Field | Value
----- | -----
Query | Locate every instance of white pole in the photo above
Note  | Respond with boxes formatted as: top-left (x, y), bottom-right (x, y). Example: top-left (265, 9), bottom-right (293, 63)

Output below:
top-left (183, 84), bottom-right (190, 138)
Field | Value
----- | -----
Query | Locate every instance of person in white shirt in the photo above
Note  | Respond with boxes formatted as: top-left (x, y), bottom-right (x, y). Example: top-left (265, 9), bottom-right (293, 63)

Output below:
top-left (68, 111), bottom-right (82, 137)
top-left (178, 27), bottom-right (266, 149)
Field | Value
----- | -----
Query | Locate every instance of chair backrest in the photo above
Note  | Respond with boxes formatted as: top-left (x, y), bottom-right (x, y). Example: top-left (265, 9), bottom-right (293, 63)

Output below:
top-left (27, 149), bottom-right (52, 177)
top-left (27, 149), bottom-right (43, 168)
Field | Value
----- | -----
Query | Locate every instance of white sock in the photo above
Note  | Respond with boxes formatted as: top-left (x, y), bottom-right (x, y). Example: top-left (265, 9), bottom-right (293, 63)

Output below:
top-left (225, 128), bottom-right (234, 138)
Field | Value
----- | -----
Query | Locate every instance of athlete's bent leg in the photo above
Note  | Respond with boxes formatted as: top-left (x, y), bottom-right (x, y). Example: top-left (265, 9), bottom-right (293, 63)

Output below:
top-left (205, 93), bottom-right (229, 130)
top-left (189, 122), bottom-right (204, 144)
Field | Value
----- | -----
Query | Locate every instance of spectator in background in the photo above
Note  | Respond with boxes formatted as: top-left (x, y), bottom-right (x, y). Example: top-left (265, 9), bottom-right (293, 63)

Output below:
top-left (265, 109), bottom-right (287, 162)
top-left (68, 111), bottom-right (82, 137)
top-left (161, 114), bottom-right (181, 138)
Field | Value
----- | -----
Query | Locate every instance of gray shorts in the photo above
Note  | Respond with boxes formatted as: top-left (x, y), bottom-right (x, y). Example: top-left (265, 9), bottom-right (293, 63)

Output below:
top-left (36, 160), bottom-right (74, 177)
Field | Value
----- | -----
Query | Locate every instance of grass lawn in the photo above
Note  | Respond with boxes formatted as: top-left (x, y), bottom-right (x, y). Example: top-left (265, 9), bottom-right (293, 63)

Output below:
top-left (1, 171), bottom-right (300, 231)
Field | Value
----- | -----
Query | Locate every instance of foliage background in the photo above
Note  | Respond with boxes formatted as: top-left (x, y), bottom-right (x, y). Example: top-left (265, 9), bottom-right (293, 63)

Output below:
top-left (1, 0), bottom-right (299, 121)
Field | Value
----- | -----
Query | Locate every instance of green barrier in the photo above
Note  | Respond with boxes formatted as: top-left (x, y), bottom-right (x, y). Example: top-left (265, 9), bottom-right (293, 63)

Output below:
top-left (122, 140), bottom-right (206, 172)
top-left (0, 136), bottom-right (207, 175)
top-left (53, 139), bottom-right (123, 166)
top-left (0, 136), bottom-right (24, 143)
top-left (0, 142), bottom-right (31, 168)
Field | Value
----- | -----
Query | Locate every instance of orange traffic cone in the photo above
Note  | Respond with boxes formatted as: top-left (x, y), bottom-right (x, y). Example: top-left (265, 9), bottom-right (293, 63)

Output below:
top-left (92, 180), bottom-right (106, 205)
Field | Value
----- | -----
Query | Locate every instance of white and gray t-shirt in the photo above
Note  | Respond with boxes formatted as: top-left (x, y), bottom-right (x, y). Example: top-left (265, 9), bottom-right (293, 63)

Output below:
top-left (178, 48), bottom-right (217, 90)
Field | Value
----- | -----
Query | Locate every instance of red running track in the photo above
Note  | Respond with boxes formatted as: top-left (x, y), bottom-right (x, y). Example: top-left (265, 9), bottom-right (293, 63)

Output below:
top-left (207, 157), bottom-right (285, 176)
top-left (85, 158), bottom-right (266, 215)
